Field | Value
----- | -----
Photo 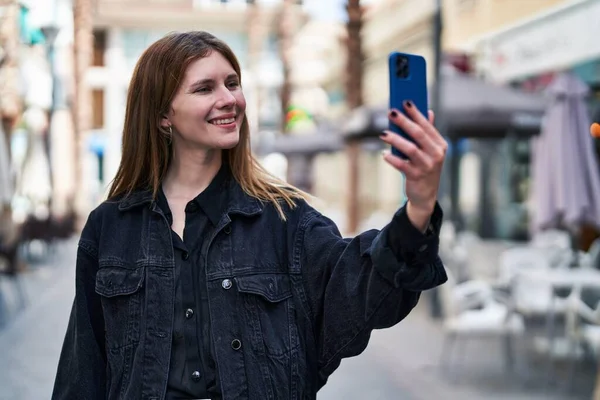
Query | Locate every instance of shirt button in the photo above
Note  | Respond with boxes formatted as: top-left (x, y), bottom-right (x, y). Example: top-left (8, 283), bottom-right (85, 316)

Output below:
top-left (224, 225), bottom-right (232, 234)
top-left (182, 251), bottom-right (189, 261)
top-left (231, 339), bottom-right (242, 350)
top-left (191, 370), bottom-right (201, 381)
top-left (185, 308), bottom-right (194, 319)
top-left (222, 279), bottom-right (232, 290)
top-left (418, 244), bottom-right (428, 252)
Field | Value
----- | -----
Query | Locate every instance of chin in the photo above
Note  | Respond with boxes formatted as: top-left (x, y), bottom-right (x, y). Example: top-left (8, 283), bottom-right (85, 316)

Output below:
top-left (218, 133), bottom-right (240, 150)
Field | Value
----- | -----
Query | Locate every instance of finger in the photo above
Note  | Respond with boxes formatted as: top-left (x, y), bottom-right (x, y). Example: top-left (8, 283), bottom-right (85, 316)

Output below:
top-left (380, 131), bottom-right (432, 169)
top-left (402, 101), bottom-right (446, 147)
top-left (388, 109), bottom-right (437, 154)
top-left (382, 151), bottom-right (421, 180)
top-left (403, 103), bottom-right (448, 160)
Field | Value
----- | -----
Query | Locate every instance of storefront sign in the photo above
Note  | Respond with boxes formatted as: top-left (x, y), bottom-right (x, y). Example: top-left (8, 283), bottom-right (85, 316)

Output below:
top-left (480, 0), bottom-right (600, 83)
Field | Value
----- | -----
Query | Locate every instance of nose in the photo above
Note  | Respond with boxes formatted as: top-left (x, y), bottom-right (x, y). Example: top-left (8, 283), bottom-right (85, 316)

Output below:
top-left (216, 85), bottom-right (236, 109)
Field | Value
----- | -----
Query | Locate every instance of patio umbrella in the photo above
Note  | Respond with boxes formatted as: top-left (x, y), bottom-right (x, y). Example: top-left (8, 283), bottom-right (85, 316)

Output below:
top-left (530, 73), bottom-right (600, 233)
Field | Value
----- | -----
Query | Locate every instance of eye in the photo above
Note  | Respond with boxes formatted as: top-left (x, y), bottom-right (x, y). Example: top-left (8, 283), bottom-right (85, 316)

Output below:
top-left (227, 81), bottom-right (240, 89)
top-left (194, 87), bottom-right (211, 93)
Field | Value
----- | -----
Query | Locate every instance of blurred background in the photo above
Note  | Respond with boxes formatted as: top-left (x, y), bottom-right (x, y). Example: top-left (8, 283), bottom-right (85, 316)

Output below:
top-left (1, 0), bottom-right (600, 399)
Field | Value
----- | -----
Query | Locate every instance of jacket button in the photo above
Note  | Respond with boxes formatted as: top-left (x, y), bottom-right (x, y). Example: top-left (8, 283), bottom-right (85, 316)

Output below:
top-left (224, 225), bottom-right (232, 234)
top-left (182, 251), bottom-right (189, 261)
top-left (222, 279), bottom-right (232, 290)
top-left (231, 339), bottom-right (242, 350)
top-left (191, 370), bottom-right (201, 381)
top-left (418, 244), bottom-right (428, 252)
top-left (185, 308), bottom-right (194, 319)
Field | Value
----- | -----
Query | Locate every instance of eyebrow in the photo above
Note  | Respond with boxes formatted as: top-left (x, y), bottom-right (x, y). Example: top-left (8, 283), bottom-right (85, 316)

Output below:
top-left (188, 73), bottom-right (239, 89)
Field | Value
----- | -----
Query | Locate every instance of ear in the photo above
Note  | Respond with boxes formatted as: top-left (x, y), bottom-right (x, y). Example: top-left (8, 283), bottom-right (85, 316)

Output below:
top-left (160, 115), bottom-right (171, 129)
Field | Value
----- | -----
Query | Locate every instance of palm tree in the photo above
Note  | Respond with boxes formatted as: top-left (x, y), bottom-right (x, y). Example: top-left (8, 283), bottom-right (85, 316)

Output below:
top-left (345, 0), bottom-right (363, 110)
top-left (245, 0), bottom-right (262, 131)
top-left (276, 0), bottom-right (294, 133)
top-left (72, 0), bottom-right (93, 223)
top-left (345, 0), bottom-right (364, 233)
top-left (246, 0), bottom-right (261, 72)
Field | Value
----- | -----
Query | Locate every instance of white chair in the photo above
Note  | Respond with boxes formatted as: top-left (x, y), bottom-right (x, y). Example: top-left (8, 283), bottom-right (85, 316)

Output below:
top-left (497, 246), bottom-right (550, 289)
top-left (531, 229), bottom-right (574, 268)
top-left (531, 229), bottom-right (572, 250)
top-left (583, 237), bottom-right (600, 269)
top-left (439, 268), bottom-right (524, 373)
top-left (442, 230), bottom-right (481, 283)
top-left (565, 285), bottom-right (600, 389)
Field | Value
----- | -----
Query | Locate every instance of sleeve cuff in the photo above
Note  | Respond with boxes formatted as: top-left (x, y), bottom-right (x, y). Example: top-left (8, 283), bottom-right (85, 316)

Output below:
top-left (386, 201), bottom-right (443, 266)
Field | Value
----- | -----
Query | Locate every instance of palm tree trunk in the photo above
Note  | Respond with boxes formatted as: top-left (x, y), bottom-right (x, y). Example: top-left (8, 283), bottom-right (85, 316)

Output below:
top-left (345, 0), bottom-right (364, 109)
top-left (345, 0), bottom-right (364, 234)
top-left (277, 0), bottom-right (294, 134)
top-left (246, 0), bottom-right (262, 132)
top-left (72, 0), bottom-right (93, 225)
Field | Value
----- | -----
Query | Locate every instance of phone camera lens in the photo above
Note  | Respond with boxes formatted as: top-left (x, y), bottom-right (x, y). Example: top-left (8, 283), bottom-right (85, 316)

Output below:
top-left (395, 56), bottom-right (410, 78)
top-left (396, 56), bottom-right (408, 68)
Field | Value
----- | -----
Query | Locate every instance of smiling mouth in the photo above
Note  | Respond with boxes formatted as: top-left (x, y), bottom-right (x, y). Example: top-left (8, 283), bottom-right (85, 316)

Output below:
top-left (209, 117), bottom-right (236, 126)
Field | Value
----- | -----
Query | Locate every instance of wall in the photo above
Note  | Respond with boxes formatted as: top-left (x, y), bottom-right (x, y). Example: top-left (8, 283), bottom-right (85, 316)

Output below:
top-left (443, 0), bottom-right (569, 51)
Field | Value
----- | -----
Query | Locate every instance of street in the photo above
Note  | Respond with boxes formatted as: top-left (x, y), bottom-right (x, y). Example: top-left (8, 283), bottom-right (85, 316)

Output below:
top-left (0, 238), bottom-right (594, 400)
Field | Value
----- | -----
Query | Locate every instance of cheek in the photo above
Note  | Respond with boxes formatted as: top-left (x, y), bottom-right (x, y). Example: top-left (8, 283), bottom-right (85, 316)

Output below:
top-left (235, 91), bottom-right (246, 112)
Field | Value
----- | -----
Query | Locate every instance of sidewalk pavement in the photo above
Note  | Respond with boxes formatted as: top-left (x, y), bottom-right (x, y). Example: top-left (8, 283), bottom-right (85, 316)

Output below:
top-left (0, 237), bottom-right (594, 400)
top-left (358, 299), bottom-right (594, 400)
top-left (0, 239), bottom-right (76, 400)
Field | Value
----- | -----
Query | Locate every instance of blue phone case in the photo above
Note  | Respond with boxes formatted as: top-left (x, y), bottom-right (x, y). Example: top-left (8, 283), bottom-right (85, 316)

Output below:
top-left (388, 52), bottom-right (429, 159)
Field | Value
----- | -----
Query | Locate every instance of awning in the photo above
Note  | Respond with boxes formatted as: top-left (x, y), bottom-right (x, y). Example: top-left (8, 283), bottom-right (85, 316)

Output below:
top-left (341, 71), bottom-right (547, 140)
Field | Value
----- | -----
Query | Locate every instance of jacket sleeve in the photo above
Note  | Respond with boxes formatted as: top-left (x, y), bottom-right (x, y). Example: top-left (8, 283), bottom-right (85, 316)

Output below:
top-left (52, 213), bottom-right (106, 400)
top-left (296, 202), bottom-right (447, 388)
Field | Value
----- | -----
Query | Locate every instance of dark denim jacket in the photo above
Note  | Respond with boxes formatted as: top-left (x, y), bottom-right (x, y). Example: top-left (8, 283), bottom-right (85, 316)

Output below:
top-left (52, 179), bottom-right (447, 400)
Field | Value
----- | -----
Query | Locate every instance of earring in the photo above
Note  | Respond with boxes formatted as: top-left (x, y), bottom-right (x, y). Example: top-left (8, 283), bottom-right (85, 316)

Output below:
top-left (167, 125), bottom-right (173, 145)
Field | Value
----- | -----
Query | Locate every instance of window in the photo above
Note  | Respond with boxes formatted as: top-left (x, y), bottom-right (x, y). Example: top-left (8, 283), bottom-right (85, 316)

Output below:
top-left (91, 89), bottom-right (105, 129)
top-left (93, 29), bottom-right (107, 67)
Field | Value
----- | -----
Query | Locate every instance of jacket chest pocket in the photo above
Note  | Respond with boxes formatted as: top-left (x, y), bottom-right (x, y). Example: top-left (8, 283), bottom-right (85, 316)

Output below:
top-left (95, 266), bottom-right (145, 350)
top-left (235, 273), bottom-right (299, 357)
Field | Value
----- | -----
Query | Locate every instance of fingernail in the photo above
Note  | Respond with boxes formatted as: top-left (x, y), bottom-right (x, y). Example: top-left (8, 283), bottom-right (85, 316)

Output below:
top-left (381, 150), bottom-right (390, 157)
top-left (404, 100), bottom-right (413, 108)
top-left (390, 110), bottom-right (398, 118)
top-left (380, 131), bottom-right (388, 137)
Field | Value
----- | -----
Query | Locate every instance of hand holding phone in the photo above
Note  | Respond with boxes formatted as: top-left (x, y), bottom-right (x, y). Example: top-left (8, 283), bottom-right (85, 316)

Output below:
top-left (381, 51), bottom-right (447, 229)
top-left (388, 52), bottom-right (429, 159)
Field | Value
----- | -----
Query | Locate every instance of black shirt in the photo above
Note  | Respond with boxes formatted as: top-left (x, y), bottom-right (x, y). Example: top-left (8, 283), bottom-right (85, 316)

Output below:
top-left (158, 165), bottom-right (230, 400)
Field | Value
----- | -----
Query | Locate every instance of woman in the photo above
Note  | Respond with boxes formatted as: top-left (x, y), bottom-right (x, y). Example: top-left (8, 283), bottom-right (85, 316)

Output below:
top-left (52, 31), bottom-right (447, 400)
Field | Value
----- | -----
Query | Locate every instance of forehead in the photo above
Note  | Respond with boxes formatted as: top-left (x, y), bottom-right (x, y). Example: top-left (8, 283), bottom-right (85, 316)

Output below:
top-left (182, 51), bottom-right (237, 83)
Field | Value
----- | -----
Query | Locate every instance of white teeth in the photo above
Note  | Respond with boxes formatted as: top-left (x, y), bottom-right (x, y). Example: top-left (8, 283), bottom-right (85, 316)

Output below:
top-left (211, 118), bottom-right (235, 125)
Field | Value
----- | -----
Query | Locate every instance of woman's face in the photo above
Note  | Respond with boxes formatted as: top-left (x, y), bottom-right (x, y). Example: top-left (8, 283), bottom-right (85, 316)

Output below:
top-left (162, 51), bottom-right (246, 151)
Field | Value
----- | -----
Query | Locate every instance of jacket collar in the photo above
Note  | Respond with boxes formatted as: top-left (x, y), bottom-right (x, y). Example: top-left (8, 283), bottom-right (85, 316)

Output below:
top-left (117, 176), bottom-right (264, 217)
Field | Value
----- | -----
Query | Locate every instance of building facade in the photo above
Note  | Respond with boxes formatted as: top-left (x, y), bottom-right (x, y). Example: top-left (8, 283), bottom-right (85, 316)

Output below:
top-left (306, 0), bottom-right (588, 235)
top-left (436, 0), bottom-right (600, 239)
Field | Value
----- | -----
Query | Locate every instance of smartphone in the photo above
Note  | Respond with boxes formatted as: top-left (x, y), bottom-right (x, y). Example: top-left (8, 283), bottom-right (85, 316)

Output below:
top-left (388, 52), bottom-right (429, 159)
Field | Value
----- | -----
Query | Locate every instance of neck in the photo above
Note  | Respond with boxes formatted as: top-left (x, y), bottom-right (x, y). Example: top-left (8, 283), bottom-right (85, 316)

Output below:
top-left (163, 147), bottom-right (223, 199)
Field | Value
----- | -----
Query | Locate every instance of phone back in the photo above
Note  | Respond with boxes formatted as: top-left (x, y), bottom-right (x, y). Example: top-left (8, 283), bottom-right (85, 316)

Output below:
top-left (388, 52), bottom-right (428, 158)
